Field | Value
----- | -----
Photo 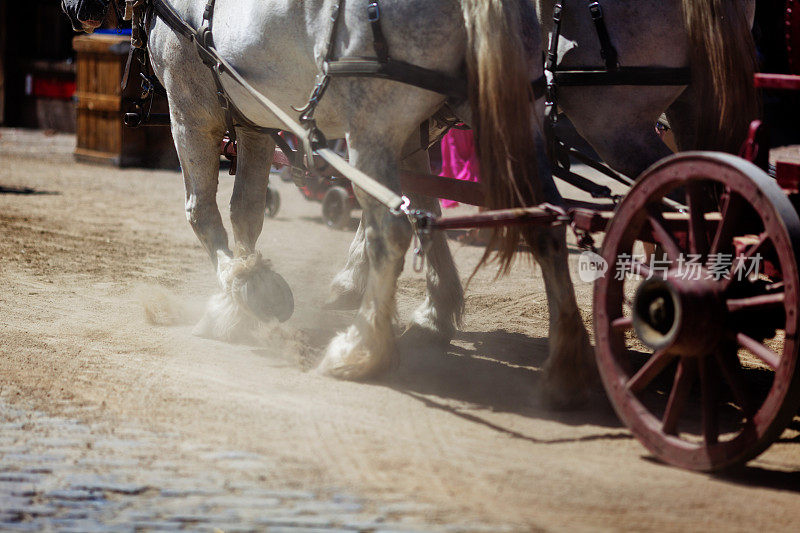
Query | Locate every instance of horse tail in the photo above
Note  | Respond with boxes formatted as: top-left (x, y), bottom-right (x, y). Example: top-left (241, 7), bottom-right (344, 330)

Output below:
top-left (461, 0), bottom-right (540, 273)
top-left (681, 0), bottom-right (758, 152)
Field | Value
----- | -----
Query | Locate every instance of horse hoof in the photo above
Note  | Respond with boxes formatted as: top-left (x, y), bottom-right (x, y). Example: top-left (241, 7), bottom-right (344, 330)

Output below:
top-left (538, 380), bottom-right (591, 411)
top-left (317, 328), bottom-right (392, 380)
top-left (193, 292), bottom-right (258, 344)
top-left (407, 304), bottom-right (456, 343)
top-left (241, 268), bottom-right (294, 322)
top-left (538, 360), bottom-right (596, 410)
top-left (218, 251), bottom-right (294, 323)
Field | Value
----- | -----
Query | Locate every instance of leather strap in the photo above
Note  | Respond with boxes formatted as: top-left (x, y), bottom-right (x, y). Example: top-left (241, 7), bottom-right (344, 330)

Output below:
top-left (151, 0), bottom-right (195, 40)
top-left (326, 58), bottom-right (468, 101)
top-left (588, 1), bottom-right (618, 70)
top-left (545, 2), bottom-right (563, 72)
top-left (552, 165), bottom-right (613, 199)
top-left (367, 2), bottom-right (389, 63)
top-left (554, 67), bottom-right (691, 86)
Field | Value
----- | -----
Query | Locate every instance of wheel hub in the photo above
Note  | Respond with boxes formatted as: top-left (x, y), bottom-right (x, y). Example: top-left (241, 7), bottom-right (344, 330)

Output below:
top-left (632, 272), bottom-right (725, 356)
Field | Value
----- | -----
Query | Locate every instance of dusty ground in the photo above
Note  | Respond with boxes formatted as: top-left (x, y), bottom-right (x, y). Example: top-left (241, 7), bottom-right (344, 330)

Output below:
top-left (1, 129), bottom-right (800, 531)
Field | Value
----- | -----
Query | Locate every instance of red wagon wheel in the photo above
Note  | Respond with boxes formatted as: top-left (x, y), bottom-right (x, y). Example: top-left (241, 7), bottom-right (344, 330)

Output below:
top-left (594, 152), bottom-right (800, 471)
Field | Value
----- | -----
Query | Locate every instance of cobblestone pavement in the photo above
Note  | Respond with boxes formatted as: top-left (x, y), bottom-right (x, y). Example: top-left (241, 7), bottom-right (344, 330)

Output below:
top-left (0, 397), bottom-right (512, 533)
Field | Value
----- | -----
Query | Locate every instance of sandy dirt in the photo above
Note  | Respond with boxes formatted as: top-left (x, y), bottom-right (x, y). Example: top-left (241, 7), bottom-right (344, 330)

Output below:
top-left (1, 129), bottom-right (800, 531)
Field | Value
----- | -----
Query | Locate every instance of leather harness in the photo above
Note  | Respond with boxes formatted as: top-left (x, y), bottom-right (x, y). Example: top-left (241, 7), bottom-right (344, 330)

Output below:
top-left (122, 0), bottom-right (476, 177)
top-left (121, 0), bottom-right (691, 199)
top-left (543, 0), bottom-right (692, 197)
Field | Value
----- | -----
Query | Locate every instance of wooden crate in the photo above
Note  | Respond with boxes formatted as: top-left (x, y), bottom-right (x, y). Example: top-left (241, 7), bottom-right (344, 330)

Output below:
top-left (73, 34), bottom-right (178, 168)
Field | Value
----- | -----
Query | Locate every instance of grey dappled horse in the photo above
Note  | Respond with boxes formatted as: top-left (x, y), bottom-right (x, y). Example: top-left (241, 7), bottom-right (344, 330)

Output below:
top-left (328, 0), bottom-right (760, 405)
top-left (63, 0), bottom-right (598, 407)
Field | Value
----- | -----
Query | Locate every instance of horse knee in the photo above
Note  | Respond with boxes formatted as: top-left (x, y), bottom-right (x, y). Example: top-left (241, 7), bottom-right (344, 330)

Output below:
top-left (185, 199), bottom-right (229, 262)
top-left (365, 211), bottom-right (412, 266)
top-left (185, 200), bottom-right (215, 230)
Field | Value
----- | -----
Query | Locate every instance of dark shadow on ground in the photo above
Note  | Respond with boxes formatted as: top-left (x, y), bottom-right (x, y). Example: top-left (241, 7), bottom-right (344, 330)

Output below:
top-left (0, 185), bottom-right (59, 195)
top-left (272, 309), bottom-right (797, 457)
top-left (641, 455), bottom-right (800, 493)
top-left (385, 327), bottom-right (625, 436)
top-left (276, 310), bottom-right (623, 433)
top-left (716, 465), bottom-right (800, 492)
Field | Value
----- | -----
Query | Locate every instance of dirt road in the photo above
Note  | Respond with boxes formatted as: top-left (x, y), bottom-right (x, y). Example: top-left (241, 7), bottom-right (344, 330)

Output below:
top-left (1, 129), bottom-right (799, 531)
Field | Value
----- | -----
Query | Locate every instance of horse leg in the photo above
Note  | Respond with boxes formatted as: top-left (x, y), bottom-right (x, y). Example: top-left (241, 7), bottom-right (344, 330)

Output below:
top-left (318, 138), bottom-right (412, 379)
top-left (401, 148), bottom-right (463, 343)
top-left (514, 134), bottom-right (595, 408)
top-left (169, 120), bottom-right (246, 341)
top-left (325, 140), bottom-right (463, 341)
top-left (324, 212), bottom-right (368, 310)
top-left (524, 223), bottom-right (596, 408)
top-left (172, 123), bottom-right (230, 264)
top-left (323, 111), bottom-right (466, 313)
top-left (194, 129), bottom-right (293, 341)
top-left (229, 129), bottom-right (275, 252)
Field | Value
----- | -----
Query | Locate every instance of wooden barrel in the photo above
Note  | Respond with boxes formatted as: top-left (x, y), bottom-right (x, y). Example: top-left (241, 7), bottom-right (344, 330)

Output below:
top-left (73, 34), bottom-right (178, 168)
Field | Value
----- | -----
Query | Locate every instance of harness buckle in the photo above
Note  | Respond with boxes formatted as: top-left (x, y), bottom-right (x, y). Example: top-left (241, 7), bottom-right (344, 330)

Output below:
top-left (589, 2), bottom-right (603, 20)
top-left (553, 3), bottom-right (563, 23)
top-left (367, 2), bottom-right (381, 23)
top-left (393, 198), bottom-right (434, 274)
top-left (390, 195), bottom-right (411, 217)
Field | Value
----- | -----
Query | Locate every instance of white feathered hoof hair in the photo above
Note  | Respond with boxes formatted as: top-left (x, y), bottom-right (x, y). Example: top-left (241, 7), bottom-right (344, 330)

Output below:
top-left (193, 251), bottom-right (294, 343)
top-left (232, 256), bottom-right (294, 323)
top-left (220, 250), bottom-right (294, 323)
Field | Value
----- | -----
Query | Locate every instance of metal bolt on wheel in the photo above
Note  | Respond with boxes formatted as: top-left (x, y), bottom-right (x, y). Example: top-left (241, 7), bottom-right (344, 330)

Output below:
top-left (594, 152), bottom-right (800, 471)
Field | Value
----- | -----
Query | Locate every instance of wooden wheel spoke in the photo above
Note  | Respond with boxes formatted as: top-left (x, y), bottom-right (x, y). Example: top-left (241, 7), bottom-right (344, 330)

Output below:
top-left (662, 358), bottom-right (697, 435)
top-left (709, 190), bottom-right (742, 257)
top-left (736, 231), bottom-right (769, 265)
top-left (736, 333), bottom-right (781, 371)
top-left (611, 316), bottom-right (633, 331)
top-left (646, 206), bottom-right (683, 261)
top-left (718, 232), bottom-right (768, 290)
top-left (715, 348), bottom-right (756, 419)
top-left (726, 292), bottom-right (785, 313)
top-left (627, 350), bottom-right (675, 393)
top-left (686, 182), bottom-right (710, 256)
top-left (765, 281), bottom-right (785, 292)
top-left (699, 357), bottom-right (719, 445)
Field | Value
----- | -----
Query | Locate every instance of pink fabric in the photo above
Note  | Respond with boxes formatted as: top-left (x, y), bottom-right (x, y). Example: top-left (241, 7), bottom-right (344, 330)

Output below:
top-left (439, 129), bottom-right (480, 208)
